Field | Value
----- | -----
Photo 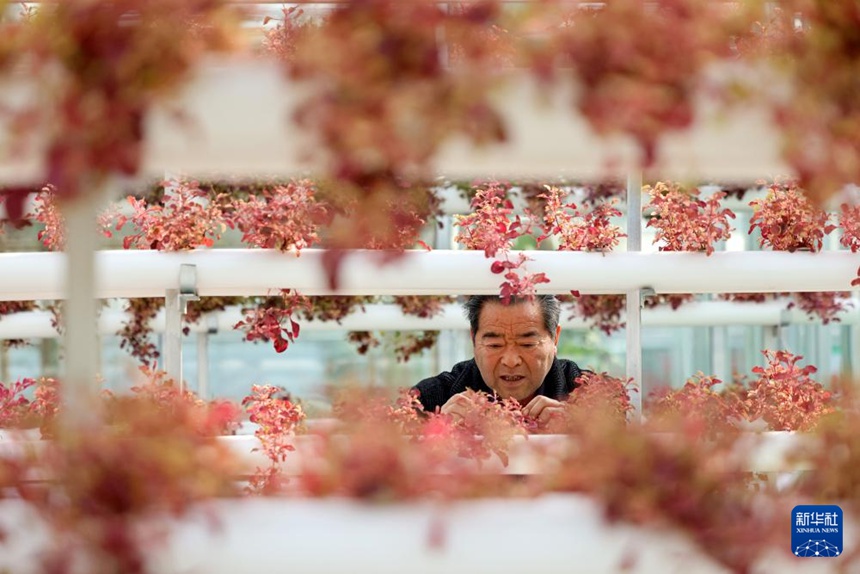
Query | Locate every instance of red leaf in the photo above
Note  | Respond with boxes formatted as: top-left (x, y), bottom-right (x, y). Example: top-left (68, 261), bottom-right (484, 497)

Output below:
top-left (274, 339), bottom-right (289, 353)
top-left (490, 260), bottom-right (506, 274)
top-left (291, 320), bottom-right (300, 339)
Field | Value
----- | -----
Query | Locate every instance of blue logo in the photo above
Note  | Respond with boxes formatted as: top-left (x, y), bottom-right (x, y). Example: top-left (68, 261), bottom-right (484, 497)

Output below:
top-left (792, 505), bottom-right (843, 558)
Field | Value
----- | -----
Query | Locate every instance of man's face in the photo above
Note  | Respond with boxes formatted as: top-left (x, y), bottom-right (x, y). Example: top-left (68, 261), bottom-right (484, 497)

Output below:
top-left (472, 300), bottom-right (561, 403)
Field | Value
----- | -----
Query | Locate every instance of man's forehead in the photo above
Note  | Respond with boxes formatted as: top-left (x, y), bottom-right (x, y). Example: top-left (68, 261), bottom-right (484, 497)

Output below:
top-left (477, 303), bottom-right (547, 335)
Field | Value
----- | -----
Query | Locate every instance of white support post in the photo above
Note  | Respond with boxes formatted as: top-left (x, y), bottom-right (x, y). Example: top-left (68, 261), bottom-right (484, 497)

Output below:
top-left (762, 324), bottom-right (784, 352)
top-left (711, 326), bottom-right (728, 388)
top-left (626, 171), bottom-right (644, 417)
top-left (164, 288), bottom-right (183, 384)
top-left (61, 191), bottom-right (101, 429)
top-left (163, 264), bottom-right (198, 390)
top-left (434, 214), bottom-right (457, 375)
top-left (197, 331), bottom-right (210, 399)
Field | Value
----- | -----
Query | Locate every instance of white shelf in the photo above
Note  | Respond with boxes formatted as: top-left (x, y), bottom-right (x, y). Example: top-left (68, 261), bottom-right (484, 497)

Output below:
top-left (0, 249), bottom-right (856, 301)
top-left (0, 60), bottom-right (789, 187)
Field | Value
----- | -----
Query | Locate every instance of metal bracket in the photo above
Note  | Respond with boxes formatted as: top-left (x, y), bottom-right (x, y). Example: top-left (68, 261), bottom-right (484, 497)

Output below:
top-left (178, 264), bottom-right (199, 315)
top-left (639, 287), bottom-right (656, 308)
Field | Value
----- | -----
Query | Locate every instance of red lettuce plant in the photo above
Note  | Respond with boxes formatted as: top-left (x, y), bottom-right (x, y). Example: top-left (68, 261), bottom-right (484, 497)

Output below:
top-left (580, 180), bottom-right (627, 207)
top-left (300, 388), bottom-right (520, 501)
top-left (567, 294), bottom-right (626, 335)
top-left (448, 389), bottom-right (530, 465)
top-left (262, 5), bottom-right (304, 60)
top-left (227, 180), bottom-right (329, 252)
top-left (644, 182), bottom-right (735, 254)
top-left (300, 296), bottom-right (374, 324)
top-left (788, 291), bottom-right (852, 324)
top-left (8, 0), bottom-right (236, 217)
top-left (346, 331), bottom-right (380, 355)
top-left (455, 182), bottom-right (549, 302)
top-left (748, 1), bottom-right (860, 206)
top-left (746, 350), bottom-right (834, 431)
top-left (123, 368), bottom-right (240, 436)
top-left (838, 202), bottom-right (860, 286)
top-left (392, 331), bottom-right (439, 363)
top-left (384, 296), bottom-right (456, 362)
top-left (278, 0), bottom-right (504, 284)
top-left (242, 384), bottom-right (306, 494)
top-left (646, 372), bottom-right (746, 435)
top-left (29, 393), bottom-right (239, 574)
top-left (529, 0), bottom-right (745, 166)
top-left (546, 412), bottom-right (779, 574)
top-left (286, 0), bottom-right (505, 183)
top-left (394, 295), bottom-right (455, 319)
top-left (0, 376), bottom-right (59, 437)
top-left (235, 290), bottom-right (309, 353)
top-left (117, 179), bottom-right (227, 251)
top-left (30, 377), bottom-right (61, 439)
top-left (331, 387), bottom-right (425, 435)
top-left (128, 368), bottom-right (203, 408)
top-left (839, 202), bottom-right (860, 253)
top-left (748, 180), bottom-right (835, 252)
top-left (0, 377), bottom-right (36, 429)
top-left (537, 186), bottom-right (624, 252)
top-left (542, 371), bottom-right (636, 433)
top-left (119, 298), bottom-right (164, 367)
top-left (119, 296), bottom-right (247, 366)
top-left (33, 185), bottom-right (117, 251)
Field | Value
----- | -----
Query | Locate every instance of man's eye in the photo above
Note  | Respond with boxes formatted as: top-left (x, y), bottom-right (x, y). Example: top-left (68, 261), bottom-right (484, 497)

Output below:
top-left (520, 343), bottom-right (537, 349)
top-left (487, 344), bottom-right (503, 349)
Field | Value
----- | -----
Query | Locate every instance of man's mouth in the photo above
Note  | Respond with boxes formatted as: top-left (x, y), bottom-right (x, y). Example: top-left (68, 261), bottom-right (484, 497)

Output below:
top-left (499, 375), bottom-right (525, 384)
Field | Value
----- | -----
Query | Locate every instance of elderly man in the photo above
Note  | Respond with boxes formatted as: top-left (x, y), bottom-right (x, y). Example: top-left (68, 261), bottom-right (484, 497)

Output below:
top-left (413, 294), bottom-right (585, 425)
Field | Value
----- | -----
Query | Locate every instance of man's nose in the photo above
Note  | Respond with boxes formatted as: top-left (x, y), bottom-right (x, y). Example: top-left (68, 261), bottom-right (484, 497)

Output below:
top-left (500, 347), bottom-right (522, 367)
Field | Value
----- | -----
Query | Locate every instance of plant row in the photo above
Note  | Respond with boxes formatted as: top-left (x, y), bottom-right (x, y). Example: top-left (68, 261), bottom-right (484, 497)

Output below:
top-left (0, 347), bottom-right (853, 573)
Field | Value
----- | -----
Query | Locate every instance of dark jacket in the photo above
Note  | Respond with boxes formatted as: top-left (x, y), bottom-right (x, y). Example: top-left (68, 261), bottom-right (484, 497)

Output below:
top-left (413, 357), bottom-right (585, 413)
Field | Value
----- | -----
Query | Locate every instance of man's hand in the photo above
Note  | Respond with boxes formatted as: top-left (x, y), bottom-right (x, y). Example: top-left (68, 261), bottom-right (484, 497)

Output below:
top-left (439, 392), bottom-right (473, 423)
top-left (521, 396), bottom-right (566, 427)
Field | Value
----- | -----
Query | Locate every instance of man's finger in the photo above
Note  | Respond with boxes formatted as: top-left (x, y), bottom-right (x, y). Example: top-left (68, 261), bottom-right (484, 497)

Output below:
top-left (521, 396), bottom-right (545, 418)
top-left (538, 407), bottom-right (559, 423)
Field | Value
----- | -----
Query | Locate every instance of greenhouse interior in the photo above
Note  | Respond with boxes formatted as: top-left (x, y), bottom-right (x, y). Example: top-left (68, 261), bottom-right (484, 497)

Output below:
top-left (0, 0), bottom-right (859, 572)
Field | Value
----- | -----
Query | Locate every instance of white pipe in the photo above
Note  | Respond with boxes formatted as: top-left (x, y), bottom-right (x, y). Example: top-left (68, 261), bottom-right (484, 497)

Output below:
top-left (0, 249), bottom-right (858, 301)
top-left (1, 492), bottom-right (814, 574)
top-left (0, 61), bottom-right (788, 185)
top-left (0, 301), bottom-right (853, 341)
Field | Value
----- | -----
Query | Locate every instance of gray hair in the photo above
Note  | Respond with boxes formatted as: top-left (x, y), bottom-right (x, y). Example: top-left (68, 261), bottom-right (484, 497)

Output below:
top-left (463, 295), bottom-right (561, 341)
